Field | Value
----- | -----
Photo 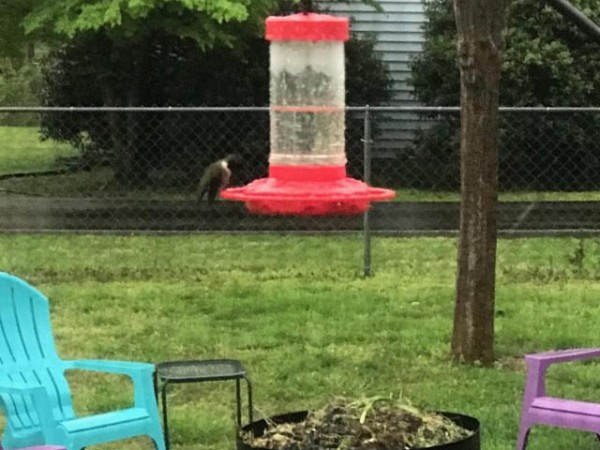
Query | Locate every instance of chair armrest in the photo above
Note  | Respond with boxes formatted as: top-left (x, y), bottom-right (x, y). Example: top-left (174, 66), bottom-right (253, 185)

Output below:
top-left (525, 348), bottom-right (600, 366)
top-left (64, 360), bottom-right (157, 408)
top-left (65, 359), bottom-right (155, 377)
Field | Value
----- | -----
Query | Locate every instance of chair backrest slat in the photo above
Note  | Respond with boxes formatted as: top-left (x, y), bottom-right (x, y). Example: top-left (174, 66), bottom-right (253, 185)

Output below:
top-left (39, 367), bottom-right (74, 420)
top-left (17, 371), bottom-right (43, 426)
top-left (0, 274), bottom-right (58, 364)
top-left (0, 373), bottom-right (38, 430)
top-left (0, 273), bottom-right (74, 434)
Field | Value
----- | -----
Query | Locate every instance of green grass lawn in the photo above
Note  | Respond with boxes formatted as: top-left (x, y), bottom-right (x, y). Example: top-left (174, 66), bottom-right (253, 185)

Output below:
top-left (2, 234), bottom-right (600, 449)
top-left (0, 126), bottom-right (77, 175)
top-left (395, 188), bottom-right (600, 202)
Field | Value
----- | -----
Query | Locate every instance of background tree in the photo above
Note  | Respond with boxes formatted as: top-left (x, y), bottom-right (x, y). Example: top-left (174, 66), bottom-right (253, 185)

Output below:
top-left (412, 0), bottom-right (600, 106)
top-left (19, 0), bottom-right (275, 183)
top-left (0, 0), bottom-right (44, 124)
top-left (35, 1), bottom-right (392, 187)
top-left (451, 0), bottom-right (506, 365)
top-left (407, 0), bottom-right (600, 192)
top-left (0, 0), bottom-right (38, 59)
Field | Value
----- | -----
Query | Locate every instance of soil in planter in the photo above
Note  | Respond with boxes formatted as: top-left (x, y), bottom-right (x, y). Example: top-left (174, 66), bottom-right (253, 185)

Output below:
top-left (241, 397), bottom-right (474, 450)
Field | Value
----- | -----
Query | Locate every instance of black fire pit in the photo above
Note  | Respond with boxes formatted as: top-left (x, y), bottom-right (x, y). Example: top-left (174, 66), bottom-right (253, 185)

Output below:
top-left (237, 410), bottom-right (480, 450)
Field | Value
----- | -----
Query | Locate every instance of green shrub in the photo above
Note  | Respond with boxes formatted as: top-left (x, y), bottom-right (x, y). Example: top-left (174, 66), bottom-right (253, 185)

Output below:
top-left (407, 0), bottom-right (600, 191)
top-left (39, 7), bottom-right (393, 187)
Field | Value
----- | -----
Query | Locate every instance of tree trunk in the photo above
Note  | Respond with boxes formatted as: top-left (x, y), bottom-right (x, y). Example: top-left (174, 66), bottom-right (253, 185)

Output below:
top-left (101, 39), bottom-right (149, 185)
top-left (93, 36), bottom-right (131, 185)
top-left (126, 37), bottom-right (154, 185)
top-left (451, 0), bottom-right (506, 365)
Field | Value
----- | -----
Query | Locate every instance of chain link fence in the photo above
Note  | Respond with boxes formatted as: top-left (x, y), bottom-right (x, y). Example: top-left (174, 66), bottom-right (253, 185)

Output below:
top-left (1, 106), bottom-right (600, 235)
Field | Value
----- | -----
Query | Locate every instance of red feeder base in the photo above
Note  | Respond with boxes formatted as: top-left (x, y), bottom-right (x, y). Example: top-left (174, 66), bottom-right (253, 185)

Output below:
top-left (220, 165), bottom-right (395, 216)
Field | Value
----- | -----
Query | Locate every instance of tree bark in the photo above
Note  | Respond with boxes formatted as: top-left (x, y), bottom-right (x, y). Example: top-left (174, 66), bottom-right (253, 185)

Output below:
top-left (100, 38), bottom-right (149, 185)
top-left (451, 0), bottom-right (506, 365)
top-left (94, 35), bottom-right (133, 185)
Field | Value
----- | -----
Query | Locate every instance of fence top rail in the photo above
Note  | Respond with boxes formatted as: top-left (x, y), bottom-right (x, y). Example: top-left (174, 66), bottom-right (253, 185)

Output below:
top-left (1, 106), bottom-right (600, 113)
top-left (351, 106), bottom-right (600, 113)
top-left (0, 106), bottom-right (271, 113)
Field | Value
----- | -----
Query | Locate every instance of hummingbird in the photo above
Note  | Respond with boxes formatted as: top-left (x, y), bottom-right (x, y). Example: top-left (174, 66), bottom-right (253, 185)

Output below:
top-left (196, 154), bottom-right (243, 206)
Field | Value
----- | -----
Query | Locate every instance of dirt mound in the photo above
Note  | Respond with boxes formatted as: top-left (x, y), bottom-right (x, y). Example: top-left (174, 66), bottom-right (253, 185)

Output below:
top-left (241, 397), bottom-right (473, 449)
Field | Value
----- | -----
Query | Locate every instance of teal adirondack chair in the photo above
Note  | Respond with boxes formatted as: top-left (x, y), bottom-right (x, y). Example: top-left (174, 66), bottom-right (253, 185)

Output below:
top-left (0, 273), bottom-right (166, 450)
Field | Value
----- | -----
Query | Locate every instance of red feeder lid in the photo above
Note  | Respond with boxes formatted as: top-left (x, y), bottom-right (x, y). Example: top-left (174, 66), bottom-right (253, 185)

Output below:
top-left (266, 13), bottom-right (349, 42)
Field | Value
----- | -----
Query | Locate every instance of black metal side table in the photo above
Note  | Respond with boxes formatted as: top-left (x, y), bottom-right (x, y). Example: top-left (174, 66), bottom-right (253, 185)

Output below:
top-left (155, 359), bottom-right (253, 450)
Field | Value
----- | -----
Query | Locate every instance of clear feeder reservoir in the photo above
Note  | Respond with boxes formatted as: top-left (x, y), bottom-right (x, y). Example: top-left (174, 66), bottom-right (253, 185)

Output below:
top-left (220, 13), bottom-right (395, 215)
top-left (269, 39), bottom-right (346, 166)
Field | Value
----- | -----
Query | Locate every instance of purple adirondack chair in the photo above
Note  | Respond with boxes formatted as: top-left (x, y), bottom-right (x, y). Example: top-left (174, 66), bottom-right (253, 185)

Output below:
top-left (517, 348), bottom-right (600, 450)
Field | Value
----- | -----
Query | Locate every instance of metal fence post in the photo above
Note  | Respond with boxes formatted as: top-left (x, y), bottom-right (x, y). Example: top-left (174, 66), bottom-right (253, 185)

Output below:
top-left (363, 106), bottom-right (372, 277)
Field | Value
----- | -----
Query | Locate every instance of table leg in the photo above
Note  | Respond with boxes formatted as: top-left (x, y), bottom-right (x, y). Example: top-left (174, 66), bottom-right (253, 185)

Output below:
top-left (161, 381), bottom-right (170, 450)
top-left (235, 379), bottom-right (242, 428)
top-left (244, 376), bottom-right (253, 424)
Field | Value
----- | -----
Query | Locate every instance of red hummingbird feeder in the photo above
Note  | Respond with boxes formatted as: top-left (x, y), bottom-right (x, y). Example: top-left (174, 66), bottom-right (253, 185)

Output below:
top-left (220, 13), bottom-right (395, 215)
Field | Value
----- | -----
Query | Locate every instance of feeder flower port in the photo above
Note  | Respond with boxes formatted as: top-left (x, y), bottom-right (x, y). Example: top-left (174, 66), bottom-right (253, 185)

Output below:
top-left (221, 13), bottom-right (395, 215)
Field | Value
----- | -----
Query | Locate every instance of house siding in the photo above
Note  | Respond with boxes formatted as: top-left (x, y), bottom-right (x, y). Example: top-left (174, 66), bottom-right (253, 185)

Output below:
top-left (318, 0), bottom-right (428, 156)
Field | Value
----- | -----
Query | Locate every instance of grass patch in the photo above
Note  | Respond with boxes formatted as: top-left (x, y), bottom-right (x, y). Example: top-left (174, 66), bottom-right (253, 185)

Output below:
top-left (396, 189), bottom-right (600, 202)
top-left (2, 234), bottom-right (600, 449)
top-left (0, 167), bottom-right (193, 199)
top-left (0, 126), bottom-right (77, 175)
